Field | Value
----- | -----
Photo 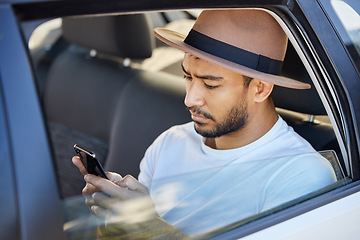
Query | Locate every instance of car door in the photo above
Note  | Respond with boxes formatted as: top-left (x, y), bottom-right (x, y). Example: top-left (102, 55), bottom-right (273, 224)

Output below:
top-left (2, 0), bottom-right (360, 239)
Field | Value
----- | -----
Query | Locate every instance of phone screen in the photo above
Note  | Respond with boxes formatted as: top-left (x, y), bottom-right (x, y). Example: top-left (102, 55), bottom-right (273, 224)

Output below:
top-left (74, 144), bottom-right (109, 179)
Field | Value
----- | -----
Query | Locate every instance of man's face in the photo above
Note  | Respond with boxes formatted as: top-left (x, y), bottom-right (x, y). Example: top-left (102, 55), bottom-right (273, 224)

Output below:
top-left (182, 54), bottom-right (250, 138)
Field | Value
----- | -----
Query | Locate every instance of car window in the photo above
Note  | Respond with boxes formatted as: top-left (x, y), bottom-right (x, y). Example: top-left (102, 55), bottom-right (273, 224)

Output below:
top-left (62, 151), bottom-right (345, 239)
top-left (27, 9), bottom-right (348, 239)
top-left (321, 0), bottom-right (360, 74)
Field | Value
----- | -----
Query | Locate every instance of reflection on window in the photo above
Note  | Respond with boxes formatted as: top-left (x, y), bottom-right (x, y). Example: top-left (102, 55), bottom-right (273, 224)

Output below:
top-left (331, 1), bottom-right (360, 51)
top-left (63, 151), bottom-right (345, 239)
top-left (330, 0), bottom-right (360, 69)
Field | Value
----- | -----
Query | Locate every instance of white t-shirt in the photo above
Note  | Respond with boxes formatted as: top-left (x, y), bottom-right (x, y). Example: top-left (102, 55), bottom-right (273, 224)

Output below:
top-left (138, 116), bottom-right (336, 237)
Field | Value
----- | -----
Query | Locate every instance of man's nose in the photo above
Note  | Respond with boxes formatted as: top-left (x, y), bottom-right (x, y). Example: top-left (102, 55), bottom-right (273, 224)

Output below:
top-left (184, 81), bottom-right (205, 107)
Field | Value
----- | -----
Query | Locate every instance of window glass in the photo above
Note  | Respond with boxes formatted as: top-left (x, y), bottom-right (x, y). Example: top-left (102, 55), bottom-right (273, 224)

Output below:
top-left (62, 151), bottom-right (345, 239)
top-left (28, 9), bottom-right (346, 239)
top-left (321, 0), bottom-right (360, 73)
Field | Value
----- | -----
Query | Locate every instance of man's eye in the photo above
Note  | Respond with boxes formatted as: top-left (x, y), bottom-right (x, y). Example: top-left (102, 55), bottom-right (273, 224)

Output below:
top-left (204, 83), bottom-right (219, 89)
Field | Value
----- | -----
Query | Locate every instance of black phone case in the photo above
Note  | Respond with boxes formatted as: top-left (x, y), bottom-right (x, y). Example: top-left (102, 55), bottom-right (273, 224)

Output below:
top-left (74, 144), bottom-right (109, 179)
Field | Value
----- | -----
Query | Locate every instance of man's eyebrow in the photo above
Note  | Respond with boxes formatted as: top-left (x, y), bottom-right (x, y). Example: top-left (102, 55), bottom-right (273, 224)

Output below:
top-left (194, 74), bottom-right (223, 81)
top-left (181, 63), bottom-right (223, 81)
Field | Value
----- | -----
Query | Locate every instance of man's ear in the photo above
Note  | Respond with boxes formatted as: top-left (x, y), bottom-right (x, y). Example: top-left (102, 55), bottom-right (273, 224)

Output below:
top-left (251, 79), bottom-right (274, 103)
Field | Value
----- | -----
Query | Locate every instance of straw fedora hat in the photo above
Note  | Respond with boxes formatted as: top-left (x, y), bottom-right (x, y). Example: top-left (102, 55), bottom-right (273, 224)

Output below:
top-left (153, 9), bottom-right (310, 89)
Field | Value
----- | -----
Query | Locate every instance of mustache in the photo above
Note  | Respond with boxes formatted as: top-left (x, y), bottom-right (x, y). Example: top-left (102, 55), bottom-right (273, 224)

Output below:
top-left (186, 106), bottom-right (215, 121)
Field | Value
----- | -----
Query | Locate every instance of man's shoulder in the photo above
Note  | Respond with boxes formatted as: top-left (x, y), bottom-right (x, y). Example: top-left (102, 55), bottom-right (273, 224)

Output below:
top-left (261, 152), bottom-right (337, 211)
top-left (275, 152), bottom-right (337, 183)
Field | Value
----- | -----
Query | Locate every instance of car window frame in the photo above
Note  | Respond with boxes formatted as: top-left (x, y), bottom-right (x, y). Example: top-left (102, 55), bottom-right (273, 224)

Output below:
top-left (316, 0), bottom-right (360, 178)
top-left (0, 71), bottom-right (20, 240)
top-left (300, 0), bottom-right (360, 179)
top-left (0, 4), bottom-right (65, 240)
top-left (7, 0), bottom-right (360, 239)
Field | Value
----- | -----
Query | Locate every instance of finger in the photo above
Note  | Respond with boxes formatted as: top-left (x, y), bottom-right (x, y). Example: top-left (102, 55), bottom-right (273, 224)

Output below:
top-left (119, 175), bottom-right (148, 193)
top-left (83, 183), bottom-right (98, 211)
top-left (85, 174), bottom-right (128, 199)
top-left (90, 205), bottom-right (113, 219)
top-left (85, 197), bottom-right (96, 210)
top-left (82, 182), bottom-right (98, 196)
top-left (85, 191), bottom-right (113, 214)
top-left (92, 192), bottom-right (113, 208)
top-left (72, 156), bottom-right (88, 176)
top-left (106, 172), bottom-right (123, 186)
top-left (85, 192), bottom-right (112, 211)
top-left (91, 192), bottom-right (126, 219)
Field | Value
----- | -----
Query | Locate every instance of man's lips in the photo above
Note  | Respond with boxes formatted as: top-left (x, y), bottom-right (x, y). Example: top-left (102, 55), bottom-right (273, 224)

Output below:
top-left (190, 111), bottom-right (209, 123)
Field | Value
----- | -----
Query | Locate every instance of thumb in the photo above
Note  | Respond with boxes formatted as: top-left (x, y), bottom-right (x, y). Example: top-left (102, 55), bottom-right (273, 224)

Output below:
top-left (106, 172), bottom-right (123, 186)
top-left (119, 175), bottom-right (147, 192)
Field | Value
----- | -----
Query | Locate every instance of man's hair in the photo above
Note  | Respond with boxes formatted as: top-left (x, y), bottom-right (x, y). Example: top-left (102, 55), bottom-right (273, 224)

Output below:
top-left (243, 76), bottom-right (253, 87)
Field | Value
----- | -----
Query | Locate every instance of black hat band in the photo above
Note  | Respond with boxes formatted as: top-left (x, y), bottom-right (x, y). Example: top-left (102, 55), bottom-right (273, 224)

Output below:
top-left (184, 29), bottom-right (283, 75)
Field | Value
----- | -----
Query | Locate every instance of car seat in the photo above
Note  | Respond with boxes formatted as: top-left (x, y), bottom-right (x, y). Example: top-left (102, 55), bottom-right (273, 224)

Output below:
top-left (272, 42), bottom-right (344, 174)
top-left (42, 13), bottom-right (190, 198)
top-left (273, 43), bottom-right (339, 151)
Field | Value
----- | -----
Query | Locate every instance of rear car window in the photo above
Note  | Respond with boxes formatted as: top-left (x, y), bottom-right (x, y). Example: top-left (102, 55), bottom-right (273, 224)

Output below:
top-left (321, 0), bottom-right (360, 74)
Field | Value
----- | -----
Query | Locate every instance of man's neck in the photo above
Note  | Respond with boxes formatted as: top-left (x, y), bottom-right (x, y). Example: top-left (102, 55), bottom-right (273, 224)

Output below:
top-left (205, 110), bottom-right (279, 150)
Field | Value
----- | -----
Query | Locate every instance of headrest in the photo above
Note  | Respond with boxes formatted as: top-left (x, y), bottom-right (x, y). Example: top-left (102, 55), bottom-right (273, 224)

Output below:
top-left (62, 14), bottom-right (155, 59)
top-left (272, 43), bottom-right (327, 115)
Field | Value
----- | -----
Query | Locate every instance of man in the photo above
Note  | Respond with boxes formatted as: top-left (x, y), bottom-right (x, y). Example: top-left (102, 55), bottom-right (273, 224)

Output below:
top-left (73, 9), bottom-right (336, 238)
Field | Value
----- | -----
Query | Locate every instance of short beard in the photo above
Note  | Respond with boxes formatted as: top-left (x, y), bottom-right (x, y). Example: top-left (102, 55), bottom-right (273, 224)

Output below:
top-left (193, 100), bottom-right (249, 138)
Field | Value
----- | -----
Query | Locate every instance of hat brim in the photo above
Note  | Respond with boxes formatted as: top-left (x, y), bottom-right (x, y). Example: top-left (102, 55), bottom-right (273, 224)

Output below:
top-left (153, 28), bottom-right (311, 90)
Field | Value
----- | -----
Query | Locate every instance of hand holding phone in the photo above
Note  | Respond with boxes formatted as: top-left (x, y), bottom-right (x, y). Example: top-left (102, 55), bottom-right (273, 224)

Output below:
top-left (74, 144), bottom-right (109, 179)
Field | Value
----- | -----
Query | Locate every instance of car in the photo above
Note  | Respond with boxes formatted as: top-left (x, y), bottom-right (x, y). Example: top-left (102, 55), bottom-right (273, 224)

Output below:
top-left (1, 0), bottom-right (360, 239)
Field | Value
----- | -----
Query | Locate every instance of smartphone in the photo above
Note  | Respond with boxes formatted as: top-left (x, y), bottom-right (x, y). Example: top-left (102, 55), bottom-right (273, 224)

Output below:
top-left (74, 144), bottom-right (109, 179)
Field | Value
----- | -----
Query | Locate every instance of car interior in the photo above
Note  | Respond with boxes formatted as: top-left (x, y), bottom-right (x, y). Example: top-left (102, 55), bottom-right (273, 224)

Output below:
top-left (29, 10), bottom-right (345, 204)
